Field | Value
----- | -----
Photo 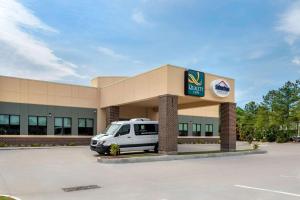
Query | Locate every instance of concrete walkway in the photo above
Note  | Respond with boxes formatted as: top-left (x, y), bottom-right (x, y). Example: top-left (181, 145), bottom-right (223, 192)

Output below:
top-left (178, 142), bottom-right (252, 152)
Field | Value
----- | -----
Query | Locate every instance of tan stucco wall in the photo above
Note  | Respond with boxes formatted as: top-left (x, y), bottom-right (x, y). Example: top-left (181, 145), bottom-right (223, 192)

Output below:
top-left (100, 65), bottom-right (235, 108)
top-left (178, 105), bottom-right (219, 118)
top-left (99, 66), bottom-right (168, 108)
top-left (91, 76), bottom-right (128, 88)
top-left (0, 76), bottom-right (99, 108)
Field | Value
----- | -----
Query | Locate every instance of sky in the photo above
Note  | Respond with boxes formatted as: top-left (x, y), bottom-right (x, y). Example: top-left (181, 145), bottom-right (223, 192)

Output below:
top-left (0, 0), bottom-right (299, 107)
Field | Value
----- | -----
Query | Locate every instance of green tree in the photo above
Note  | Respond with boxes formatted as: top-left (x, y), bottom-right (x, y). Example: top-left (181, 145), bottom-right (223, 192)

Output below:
top-left (237, 79), bottom-right (300, 143)
top-left (254, 105), bottom-right (270, 140)
top-left (238, 101), bottom-right (258, 143)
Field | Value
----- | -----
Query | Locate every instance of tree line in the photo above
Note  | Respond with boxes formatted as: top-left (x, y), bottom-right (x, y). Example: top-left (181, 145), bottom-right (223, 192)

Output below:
top-left (237, 79), bottom-right (300, 143)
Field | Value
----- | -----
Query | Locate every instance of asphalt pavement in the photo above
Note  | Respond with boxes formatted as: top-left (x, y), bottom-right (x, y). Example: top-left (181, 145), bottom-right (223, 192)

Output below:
top-left (0, 142), bottom-right (300, 200)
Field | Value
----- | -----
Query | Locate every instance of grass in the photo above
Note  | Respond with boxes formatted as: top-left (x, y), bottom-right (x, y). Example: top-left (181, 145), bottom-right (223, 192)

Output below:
top-left (0, 196), bottom-right (16, 200)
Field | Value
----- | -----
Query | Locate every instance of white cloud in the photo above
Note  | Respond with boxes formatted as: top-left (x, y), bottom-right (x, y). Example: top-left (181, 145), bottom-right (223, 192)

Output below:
top-left (277, 1), bottom-right (300, 45)
top-left (247, 50), bottom-right (266, 60)
top-left (97, 46), bottom-right (143, 65)
top-left (292, 56), bottom-right (300, 65)
top-left (0, 0), bottom-right (83, 81)
top-left (131, 10), bottom-right (148, 25)
top-left (97, 46), bottom-right (127, 60)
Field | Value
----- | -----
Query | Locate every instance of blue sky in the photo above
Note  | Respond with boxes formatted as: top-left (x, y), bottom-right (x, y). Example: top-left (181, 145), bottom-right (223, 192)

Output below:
top-left (0, 0), bottom-right (299, 106)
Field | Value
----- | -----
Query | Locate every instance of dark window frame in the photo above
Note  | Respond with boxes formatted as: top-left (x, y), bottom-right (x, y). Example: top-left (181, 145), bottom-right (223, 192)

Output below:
top-left (192, 123), bottom-right (201, 136)
top-left (117, 124), bottom-right (131, 136)
top-left (0, 114), bottom-right (20, 135)
top-left (134, 124), bottom-right (158, 136)
top-left (205, 124), bottom-right (213, 136)
top-left (54, 117), bottom-right (72, 135)
top-left (28, 115), bottom-right (47, 135)
top-left (178, 123), bottom-right (188, 136)
top-left (78, 118), bottom-right (94, 136)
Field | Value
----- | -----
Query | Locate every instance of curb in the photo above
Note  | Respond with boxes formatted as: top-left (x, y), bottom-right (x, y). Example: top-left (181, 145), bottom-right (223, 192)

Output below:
top-left (97, 150), bottom-right (267, 164)
top-left (0, 145), bottom-right (87, 151)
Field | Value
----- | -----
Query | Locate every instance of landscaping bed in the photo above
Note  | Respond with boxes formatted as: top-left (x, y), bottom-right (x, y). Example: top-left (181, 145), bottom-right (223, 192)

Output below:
top-left (0, 195), bottom-right (20, 200)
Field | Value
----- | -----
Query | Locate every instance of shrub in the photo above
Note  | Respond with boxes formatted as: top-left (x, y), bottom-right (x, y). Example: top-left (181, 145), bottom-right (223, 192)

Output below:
top-left (252, 142), bottom-right (259, 150)
top-left (276, 131), bottom-right (290, 143)
top-left (240, 130), bottom-right (255, 144)
top-left (0, 142), bottom-right (8, 148)
top-left (30, 143), bottom-right (41, 147)
top-left (67, 142), bottom-right (76, 146)
top-left (265, 132), bottom-right (276, 142)
top-left (254, 131), bottom-right (264, 141)
top-left (110, 144), bottom-right (120, 156)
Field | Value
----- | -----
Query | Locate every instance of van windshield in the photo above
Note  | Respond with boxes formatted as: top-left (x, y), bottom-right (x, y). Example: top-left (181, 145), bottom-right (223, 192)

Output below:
top-left (103, 124), bottom-right (121, 135)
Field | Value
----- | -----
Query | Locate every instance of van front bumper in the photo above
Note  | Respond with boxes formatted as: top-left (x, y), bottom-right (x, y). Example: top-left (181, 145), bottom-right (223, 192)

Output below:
top-left (90, 144), bottom-right (109, 154)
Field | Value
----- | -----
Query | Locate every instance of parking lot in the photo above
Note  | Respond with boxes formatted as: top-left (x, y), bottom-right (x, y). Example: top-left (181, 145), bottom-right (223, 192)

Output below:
top-left (0, 142), bottom-right (300, 200)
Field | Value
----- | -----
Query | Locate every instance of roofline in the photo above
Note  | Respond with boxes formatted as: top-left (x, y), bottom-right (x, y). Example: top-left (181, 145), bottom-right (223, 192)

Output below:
top-left (0, 75), bottom-right (96, 89)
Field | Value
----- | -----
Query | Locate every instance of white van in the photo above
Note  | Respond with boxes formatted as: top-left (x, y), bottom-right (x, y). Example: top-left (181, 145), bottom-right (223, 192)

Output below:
top-left (90, 118), bottom-right (159, 155)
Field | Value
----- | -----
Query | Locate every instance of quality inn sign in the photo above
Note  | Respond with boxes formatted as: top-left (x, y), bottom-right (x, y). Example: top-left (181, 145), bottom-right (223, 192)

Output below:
top-left (184, 69), bottom-right (205, 97)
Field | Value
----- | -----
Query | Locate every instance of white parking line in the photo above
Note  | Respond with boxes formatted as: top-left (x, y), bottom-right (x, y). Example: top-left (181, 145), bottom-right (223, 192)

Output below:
top-left (280, 175), bottom-right (300, 179)
top-left (234, 185), bottom-right (300, 197)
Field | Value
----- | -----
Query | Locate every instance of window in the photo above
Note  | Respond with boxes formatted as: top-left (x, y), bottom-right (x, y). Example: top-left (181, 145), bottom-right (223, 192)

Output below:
top-left (134, 124), bottom-right (158, 135)
top-left (178, 123), bottom-right (188, 136)
top-left (117, 124), bottom-right (131, 136)
top-left (0, 114), bottom-right (20, 135)
top-left (28, 116), bottom-right (47, 135)
top-left (192, 124), bottom-right (201, 136)
top-left (78, 118), bottom-right (94, 135)
top-left (54, 117), bottom-right (72, 135)
top-left (205, 124), bottom-right (213, 136)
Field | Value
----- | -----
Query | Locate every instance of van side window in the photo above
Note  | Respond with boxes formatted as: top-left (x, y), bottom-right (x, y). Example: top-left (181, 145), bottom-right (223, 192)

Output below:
top-left (134, 124), bottom-right (158, 135)
top-left (117, 124), bottom-right (130, 136)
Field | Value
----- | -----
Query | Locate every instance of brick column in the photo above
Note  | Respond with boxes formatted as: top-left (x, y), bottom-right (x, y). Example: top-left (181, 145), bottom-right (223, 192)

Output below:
top-left (220, 103), bottom-right (236, 152)
top-left (158, 95), bottom-right (178, 154)
top-left (106, 106), bottom-right (119, 126)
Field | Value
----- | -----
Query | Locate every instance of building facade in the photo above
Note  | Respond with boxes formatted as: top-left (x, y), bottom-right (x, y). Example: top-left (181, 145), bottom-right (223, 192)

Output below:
top-left (0, 65), bottom-right (236, 153)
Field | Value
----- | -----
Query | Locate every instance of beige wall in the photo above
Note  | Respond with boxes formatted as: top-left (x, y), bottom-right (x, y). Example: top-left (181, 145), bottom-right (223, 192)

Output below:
top-left (178, 105), bottom-right (219, 118)
top-left (0, 76), bottom-right (99, 108)
top-left (100, 65), bottom-right (235, 108)
top-left (91, 76), bottom-right (128, 88)
top-left (99, 67), bottom-right (168, 108)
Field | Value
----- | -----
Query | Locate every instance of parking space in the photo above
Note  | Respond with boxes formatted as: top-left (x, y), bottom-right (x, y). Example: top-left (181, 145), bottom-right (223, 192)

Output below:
top-left (0, 142), bottom-right (300, 200)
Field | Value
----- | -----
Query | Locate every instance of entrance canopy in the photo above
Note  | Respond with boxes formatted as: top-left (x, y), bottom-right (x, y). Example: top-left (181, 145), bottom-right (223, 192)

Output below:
top-left (96, 65), bottom-right (235, 109)
top-left (92, 65), bottom-right (236, 153)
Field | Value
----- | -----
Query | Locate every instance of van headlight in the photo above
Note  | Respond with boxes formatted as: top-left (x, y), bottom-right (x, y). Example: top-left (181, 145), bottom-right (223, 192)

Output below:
top-left (98, 141), bottom-right (105, 145)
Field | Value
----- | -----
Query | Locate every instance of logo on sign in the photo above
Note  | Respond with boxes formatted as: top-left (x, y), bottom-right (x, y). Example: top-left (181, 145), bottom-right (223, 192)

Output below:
top-left (184, 69), bottom-right (205, 97)
top-left (211, 79), bottom-right (230, 97)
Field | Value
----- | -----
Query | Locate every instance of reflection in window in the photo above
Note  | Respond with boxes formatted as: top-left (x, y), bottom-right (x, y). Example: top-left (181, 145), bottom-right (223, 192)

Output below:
top-left (0, 114), bottom-right (20, 135)
top-left (28, 116), bottom-right (47, 135)
top-left (192, 124), bottom-right (201, 136)
top-left (55, 117), bottom-right (71, 135)
top-left (78, 118), bottom-right (94, 135)
top-left (134, 124), bottom-right (158, 135)
top-left (178, 123), bottom-right (188, 136)
top-left (205, 124), bottom-right (213, 136)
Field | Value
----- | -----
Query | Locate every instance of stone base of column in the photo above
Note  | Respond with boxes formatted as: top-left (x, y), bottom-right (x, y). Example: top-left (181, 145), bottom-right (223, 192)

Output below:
top-left (220, 103), bottom-right (236, 152)
top-left (105, 106), bottom-right (119, 126)
top-left (158, 95), bottom-right (178, 154)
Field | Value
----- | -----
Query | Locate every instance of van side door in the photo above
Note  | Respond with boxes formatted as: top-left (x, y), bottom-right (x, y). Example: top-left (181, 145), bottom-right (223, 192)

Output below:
top-left (114, 124), bottom-right (132, 151)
